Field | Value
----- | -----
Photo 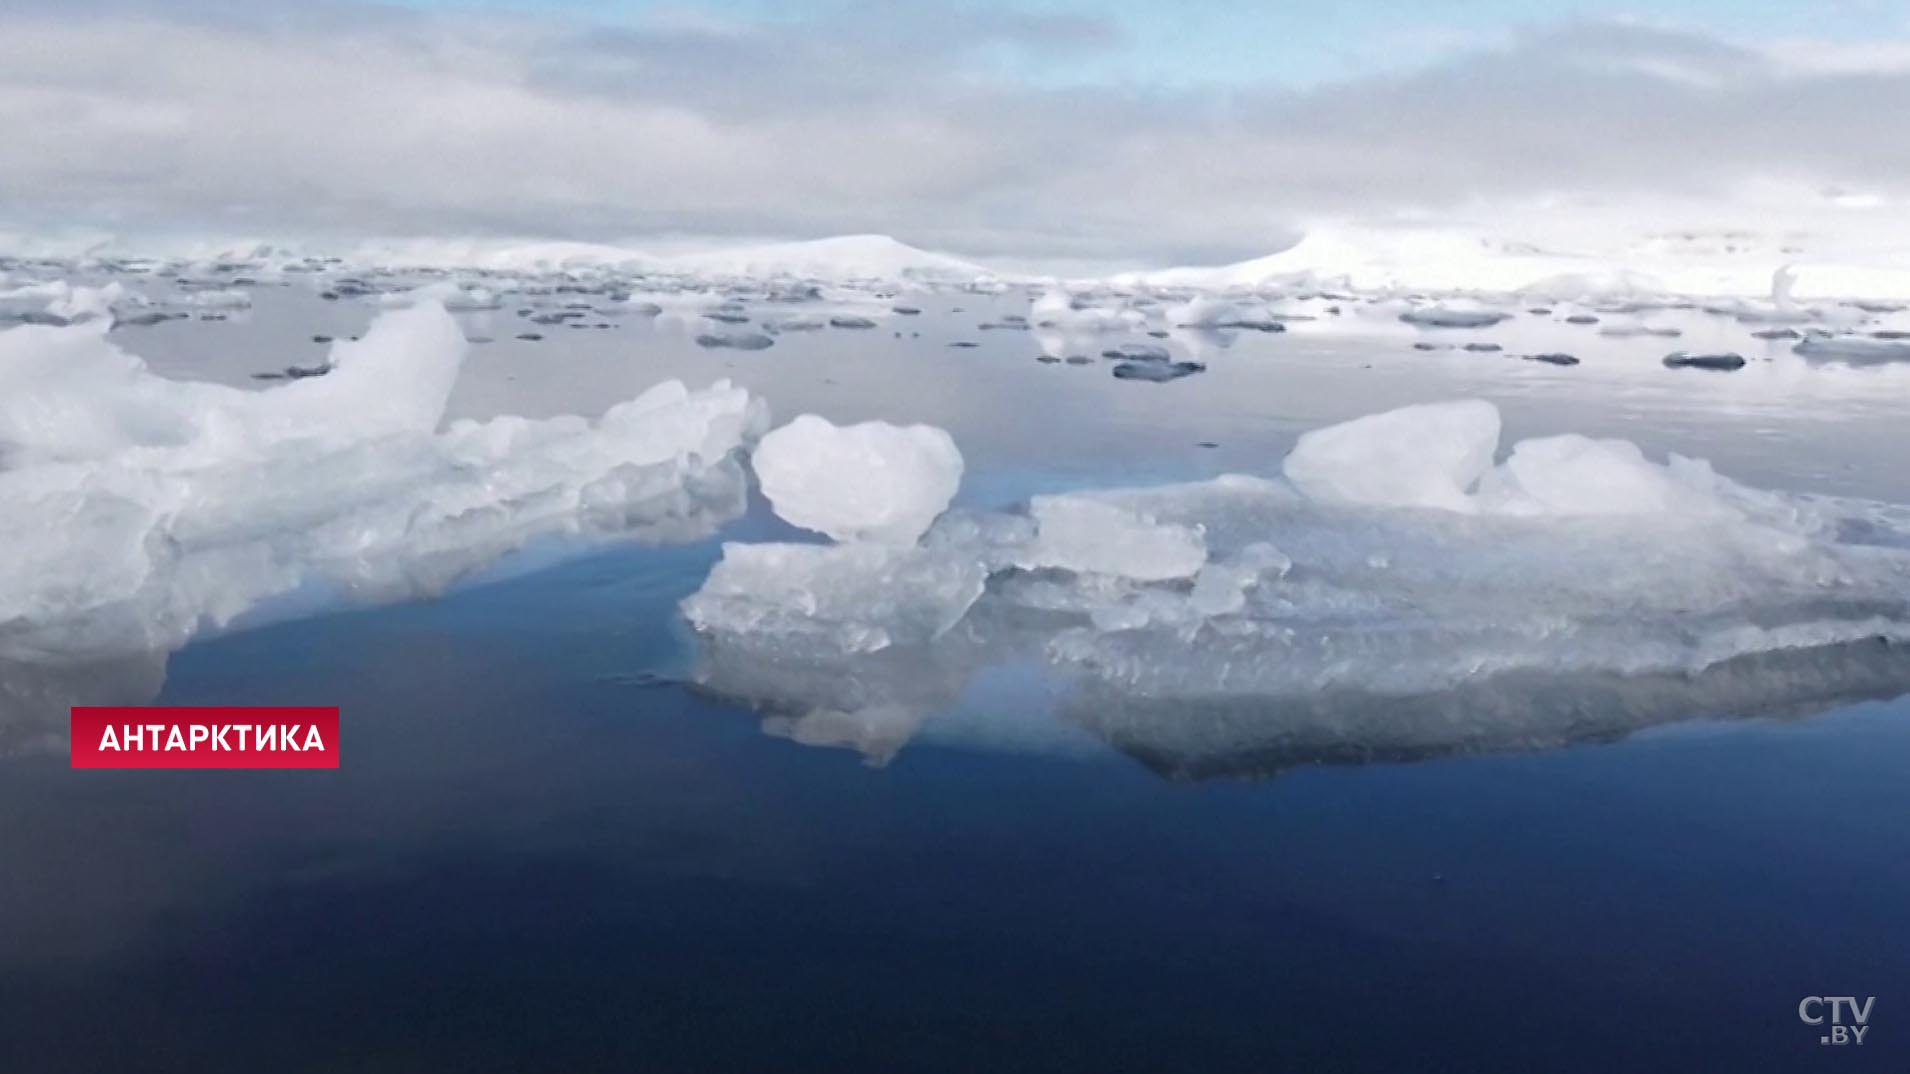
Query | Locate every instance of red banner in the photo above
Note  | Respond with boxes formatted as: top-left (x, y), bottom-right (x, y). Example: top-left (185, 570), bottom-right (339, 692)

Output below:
top-left (70, 707), bottom-right (340, 769)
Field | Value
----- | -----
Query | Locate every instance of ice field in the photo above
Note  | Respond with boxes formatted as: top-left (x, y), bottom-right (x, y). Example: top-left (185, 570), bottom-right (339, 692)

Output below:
top-left (4, 231), bottom-right (1910, 1070)
top-left (6, 231), bottom-right (1910, 757)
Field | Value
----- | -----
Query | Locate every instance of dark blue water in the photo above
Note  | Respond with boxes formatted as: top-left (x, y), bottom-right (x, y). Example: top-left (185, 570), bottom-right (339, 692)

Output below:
top-left (3, 517), bottom-right (1906, 1073)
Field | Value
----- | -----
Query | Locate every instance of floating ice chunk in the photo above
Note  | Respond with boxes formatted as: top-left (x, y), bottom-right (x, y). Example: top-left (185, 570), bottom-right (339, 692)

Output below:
top-left (695, 330), bottom-right (775, 350)
top-left (179, 288), bottom-right (254, 311)
top-left (1795, 336), bottom-right (1910, 365)
top-left (1112, 360), bottom-right (1204, 382)
top-left (0, 302), bottom-right (456, 464)
top-left (1282, 400), bottom-right (1500, 512)
top-left (685, 400), bottom-right (1910, 769)
top-left (1101, 342), bottom-right (1171, 362)
top-left (380, 280), bottom-right (499, 312)
top-left (1399, 304), bottom-right (1510, 329)
top-left (1474, 435), bottom-right (1728, 518)
top-left (752, 415), bottom-right (963, 544)
top-left (0, 306), bottom-right (766, 658)
top-left (1663, 351), bottom-right (1746, 371)
top-left (1020, 496), bottom-right (1207, 581)
top-left (1597, 323), bottom-right (1680, 338)
top-left (763, 315), bottom-right (827, 332)
top-left (681, 542), bottom-right (986, 654)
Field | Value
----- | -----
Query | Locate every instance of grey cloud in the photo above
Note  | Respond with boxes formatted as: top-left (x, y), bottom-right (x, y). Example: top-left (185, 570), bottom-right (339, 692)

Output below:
top-left (0, 6), bottom-right (1906, 263)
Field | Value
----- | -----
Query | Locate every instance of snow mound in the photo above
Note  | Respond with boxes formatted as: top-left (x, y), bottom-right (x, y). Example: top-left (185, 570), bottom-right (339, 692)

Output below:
top-left (753, 415), bottom-right (964, 544)
top-left (0, 305), bottom-right (767, 658)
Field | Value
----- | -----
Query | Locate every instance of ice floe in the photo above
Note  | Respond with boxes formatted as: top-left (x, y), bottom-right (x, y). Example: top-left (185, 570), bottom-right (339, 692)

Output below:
top-left (0, 302), bottom-right (767, 658)
top-left (1795, 336), bottom-right (1910, 366)
top-left (683, 399), bottom-right (1910, 768)
top-left (1282, 400), bottom-right (1500, 512)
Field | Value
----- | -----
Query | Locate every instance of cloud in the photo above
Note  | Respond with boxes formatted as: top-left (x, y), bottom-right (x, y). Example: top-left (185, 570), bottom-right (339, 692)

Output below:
top-left (2, 4), bottom-right (1908, 264)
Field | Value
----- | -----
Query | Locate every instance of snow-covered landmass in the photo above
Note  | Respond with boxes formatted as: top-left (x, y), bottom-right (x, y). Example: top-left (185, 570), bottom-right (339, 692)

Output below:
top-left (11, 200), bottom-right (1910, 304)
top-left (322, 233), bottom-right (990, 282)
top-left (658, 235), bottom-right (989, 283)
top-left (1116, 202), bottom-right (1910, 302)
top-left (0, 303), bottom-right (767, 658)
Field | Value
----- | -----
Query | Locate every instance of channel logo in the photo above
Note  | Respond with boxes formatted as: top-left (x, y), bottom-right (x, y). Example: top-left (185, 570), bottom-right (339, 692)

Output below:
top-left (70, 707), bottom-right (340, 769)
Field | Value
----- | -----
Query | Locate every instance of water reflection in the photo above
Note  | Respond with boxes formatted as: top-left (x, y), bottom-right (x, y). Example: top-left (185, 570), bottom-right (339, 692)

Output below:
top-left (692, 628), bottom-right (1910, 779)
top-left (0, 651), bottom-right (166, 759)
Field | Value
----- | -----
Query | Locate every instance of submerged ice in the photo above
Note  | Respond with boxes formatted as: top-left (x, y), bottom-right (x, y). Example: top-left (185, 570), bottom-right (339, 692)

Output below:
top-left (0, 303), bottom-right (767, 658)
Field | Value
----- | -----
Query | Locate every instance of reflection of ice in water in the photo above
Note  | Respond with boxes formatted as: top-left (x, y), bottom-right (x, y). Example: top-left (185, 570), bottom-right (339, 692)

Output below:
top-left (0, 651), bottom-right (167, 759)
top-left (686, 400), bottom-right (1910, 774)
top-left (694, 628), bottom-right (1910, 779)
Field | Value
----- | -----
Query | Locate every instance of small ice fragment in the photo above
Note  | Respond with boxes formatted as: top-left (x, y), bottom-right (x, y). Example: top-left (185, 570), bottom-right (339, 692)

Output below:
top-left (1282, 400), bottom-right (1500, 512)
top-left (1112, 361), bottom-right (1204, 382)
top-left (1101, 342), bottom-right (1172, 361)
top-left (752, 415), bottom-right (964, 544)
top-left (1663, 352), bottom-right (1746, 371)
top-left (696, 331), bottom-right (775, 350)
top-left (1399, 306), bottom-right (1509, 329)
top-left (1794, 337), bottom-right (1910, 365)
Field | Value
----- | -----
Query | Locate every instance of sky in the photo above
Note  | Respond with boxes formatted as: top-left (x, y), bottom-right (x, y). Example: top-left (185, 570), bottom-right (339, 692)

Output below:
top-left (4, 0), bottom-right (1910, 264)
